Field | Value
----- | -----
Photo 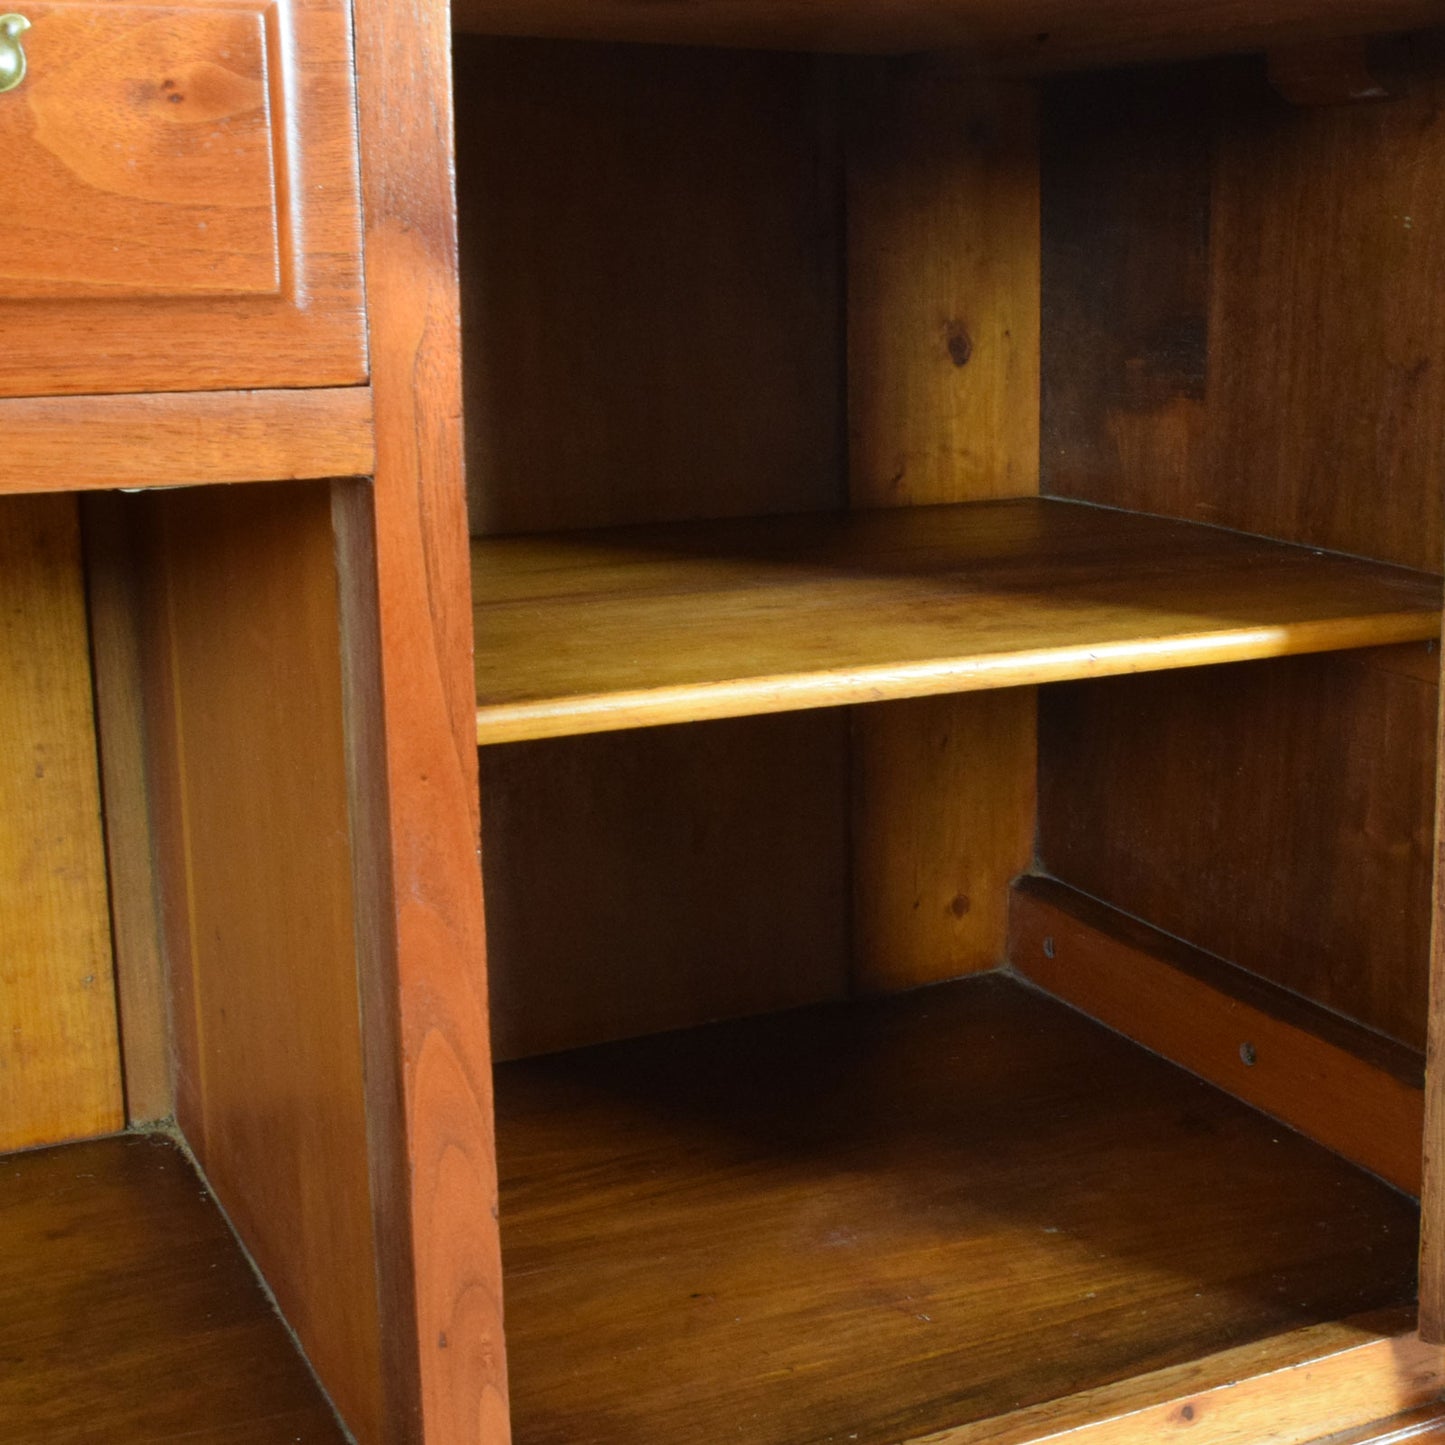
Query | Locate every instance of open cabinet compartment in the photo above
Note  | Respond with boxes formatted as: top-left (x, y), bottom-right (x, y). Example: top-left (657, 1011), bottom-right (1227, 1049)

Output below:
top-left (456, 20), bottom-right (1445, 1445)
top-left (0, 482), bottom-right (379, 1442)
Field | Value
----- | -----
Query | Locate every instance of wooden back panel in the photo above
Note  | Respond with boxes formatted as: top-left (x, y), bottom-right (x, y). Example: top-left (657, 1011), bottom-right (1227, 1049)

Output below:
top-left (458, 39), bottom-right (853, 1055)
top-left (1039, 50), bottom-right (1445, 1046)
top-left (0, 494), bottom-right (121, 1151)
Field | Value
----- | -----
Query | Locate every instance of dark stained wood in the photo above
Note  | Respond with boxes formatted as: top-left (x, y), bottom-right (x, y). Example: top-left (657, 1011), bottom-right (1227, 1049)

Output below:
top-left (1038, 652), bottom-right (1438, 1050)
top-left (1042, 46), bottom-right (1445, 573)
top-left (495, 974), bottom-right (1419, 1445)
top-left (450, 0), bottom-right (1445, 70)
top-left (0, 0), bottom-right (366, 398)
top-left (459, 36), bottom-right (853, 1051)
top-left (0, 1133), bottom-right (347, 1444)
top-left (0, 388), bottom-right (374, 496)
top-left (142, 483), bottom-right (385, 1444)
top-left (482, 714), bottom-right (849, 1060)
top-left (1416, 617), bottom-right (1445, 1342)
top-left (1267, 37), bottom-right (1390, 106)
top-left (472, 498), bottom-right (1441, 742)
top-left (352, 0), bottom-right (509, 1433)
top-left (1011, 877), bottom-right (1425, 1193)
top-left (455, 37), bottom-right (842, 536)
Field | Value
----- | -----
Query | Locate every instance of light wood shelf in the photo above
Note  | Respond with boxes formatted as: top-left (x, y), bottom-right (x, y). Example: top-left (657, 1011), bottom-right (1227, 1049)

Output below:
top-left (0, 1134), bottom-right (347, 1444)
top-left (471, 498), bottom-right (1442, 744)
top-left (494, 973), bottom-right (1420, 1445)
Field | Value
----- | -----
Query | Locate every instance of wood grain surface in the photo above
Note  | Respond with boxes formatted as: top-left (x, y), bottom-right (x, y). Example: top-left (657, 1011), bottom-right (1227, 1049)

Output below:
top-left (451, 0), bottom-right (1444, 69)
top-left (472, 498), bottom-right (1441, 743)
top-left (1012, 877), bottom-right (1426, 1194)
top-left (145, 483), bottom-right (385, 1445)
top-left (1042, 47), bottom-right (1445, 575)
top-left (916, 1315), bottom-right (1442, 1445)
top-left (1039, 652), bottom-right (1439, 1050)
top-left (0, 1133), bottom-right (348, 1444)
top-left (846, 65), bottom-right (1039, 994)
top-left (495, 974), bottom-right (1419, 1445)
top-left (0, 0), bottom-right (365, 396)
top-left (2, 3), bottom-right (281, 299)
top-left (482, 715), bottom-right (849, 1060)
top-left (0, 388), bottom-right (374, 495)
top-left (80, 495), bottom-right (171, 1125)
top-left (456, 37), bottom-right (842, 536)
top-left (0, 494), bottom-right (121, 1152)
top-left (354, 0), bottom-right (510, 1433)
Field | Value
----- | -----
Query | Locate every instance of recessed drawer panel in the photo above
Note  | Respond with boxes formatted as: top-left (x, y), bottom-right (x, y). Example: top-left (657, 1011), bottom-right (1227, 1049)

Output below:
top-left (0, 0), bottom-right (365, 395)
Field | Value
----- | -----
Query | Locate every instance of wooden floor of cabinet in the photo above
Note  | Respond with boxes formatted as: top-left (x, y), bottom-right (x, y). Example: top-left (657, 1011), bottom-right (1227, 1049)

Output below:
top-left (494, 974), bottom-right (1420, 1445)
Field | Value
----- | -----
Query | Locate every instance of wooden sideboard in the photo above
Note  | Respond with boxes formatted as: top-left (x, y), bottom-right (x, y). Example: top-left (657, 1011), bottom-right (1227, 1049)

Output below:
top-left (3, 3), bottom-right (1445, 1445)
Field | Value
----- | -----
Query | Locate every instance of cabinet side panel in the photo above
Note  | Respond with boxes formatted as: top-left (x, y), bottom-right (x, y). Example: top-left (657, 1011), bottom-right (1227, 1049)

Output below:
top-left (847, 65), bottom-right (1040, 992)
top-left (0, 494), bottom-right (122, 1150)
top-left (1039, 51), bottom-right (1445, 1044)
top-left (145, 483), bottom-right (385, 1445)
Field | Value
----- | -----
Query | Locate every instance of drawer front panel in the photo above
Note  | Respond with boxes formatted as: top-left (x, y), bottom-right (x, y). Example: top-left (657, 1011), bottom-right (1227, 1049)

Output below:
top-left (5, 4), bottom-right (279, 299)
top-left (0, 0), bottom-right (365, 395)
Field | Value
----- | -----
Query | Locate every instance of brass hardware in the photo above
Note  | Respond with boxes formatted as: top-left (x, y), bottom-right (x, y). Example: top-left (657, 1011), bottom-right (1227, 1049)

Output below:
top-left (0, 14), bottom-right (30, 94)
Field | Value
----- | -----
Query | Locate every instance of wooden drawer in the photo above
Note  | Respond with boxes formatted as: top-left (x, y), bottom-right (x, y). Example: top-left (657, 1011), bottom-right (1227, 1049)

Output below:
top-left (0, 0), bottom-right (365, 396)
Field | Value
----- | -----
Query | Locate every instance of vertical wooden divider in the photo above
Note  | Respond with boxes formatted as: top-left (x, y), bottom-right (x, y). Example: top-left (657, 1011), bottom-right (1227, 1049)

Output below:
top-left (142, 482), bottom-right (387, 1445)
top-left (847, 62), bottom-right (1040, 991)
top-left (81, 493), bottom-right (173, 1126)
top-left (353, 0), bottom-right (510, 1434)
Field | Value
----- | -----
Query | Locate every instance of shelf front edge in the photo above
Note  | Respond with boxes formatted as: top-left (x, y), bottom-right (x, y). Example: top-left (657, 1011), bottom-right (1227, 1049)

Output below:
top-left (475, 609), bottom-right (1441, 745)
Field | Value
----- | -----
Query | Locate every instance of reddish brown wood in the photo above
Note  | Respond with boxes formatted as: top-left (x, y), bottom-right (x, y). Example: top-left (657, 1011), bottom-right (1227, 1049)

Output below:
top-left (1011, 877), bottom-right (1426, 1194)
top-left (143, 483), bottom-right (386, 1444)
top-left (1, 388), bottom-right (374, 496)
top-left (0, 0), bottom-right (365, 396)
top-left (353, 0), bottom-right (509, 1436)
top-left (0, 1133), bottom-right (348, 1443)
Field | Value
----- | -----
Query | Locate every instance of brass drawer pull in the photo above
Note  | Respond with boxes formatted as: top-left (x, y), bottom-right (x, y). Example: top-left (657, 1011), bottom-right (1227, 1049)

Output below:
top-left (0, 14), bottom-right (30, 94)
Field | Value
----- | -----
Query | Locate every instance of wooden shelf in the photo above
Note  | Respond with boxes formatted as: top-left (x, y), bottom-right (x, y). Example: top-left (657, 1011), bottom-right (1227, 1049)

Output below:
top-left (450, 0), bottom-right (1441, 68)
top-left (0, 1134), bottom-right (346, 1445)
top-left (471, 498), bottom-right (1442, 744)
top-left (494, 974), bottom-right (1420, 1445)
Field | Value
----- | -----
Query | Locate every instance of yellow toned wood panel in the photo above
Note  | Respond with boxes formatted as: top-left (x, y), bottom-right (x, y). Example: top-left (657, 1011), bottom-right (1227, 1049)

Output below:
top-left (912, 1315), bottom-right (1440, 1445)
top-left (0, 494), bottom-right (121, 1151)
top-left (472, 498), bottom-right (1442, 744)
top-left (847, 70), bottom-right (1038, 994)
top-left (146, 483), bottom-right (384, 1445)
top-left (853, 692), bottom-right (1035, 991)
top-left (847, 67), bottom-right (1039, 506)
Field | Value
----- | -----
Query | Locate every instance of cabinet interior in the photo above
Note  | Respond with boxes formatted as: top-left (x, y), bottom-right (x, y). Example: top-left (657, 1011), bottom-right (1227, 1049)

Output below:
top-left (3, 13), bottom-right (1445, 1445)
top-left (456, 26), bottom-right (1445, 1445)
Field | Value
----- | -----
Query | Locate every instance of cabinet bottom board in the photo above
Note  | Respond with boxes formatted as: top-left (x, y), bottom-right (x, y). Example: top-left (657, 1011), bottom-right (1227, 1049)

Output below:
top-left (0, 1132), bottom-right (347, 1444)
top-left (494, 973), bottom-right (1420, 1445)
